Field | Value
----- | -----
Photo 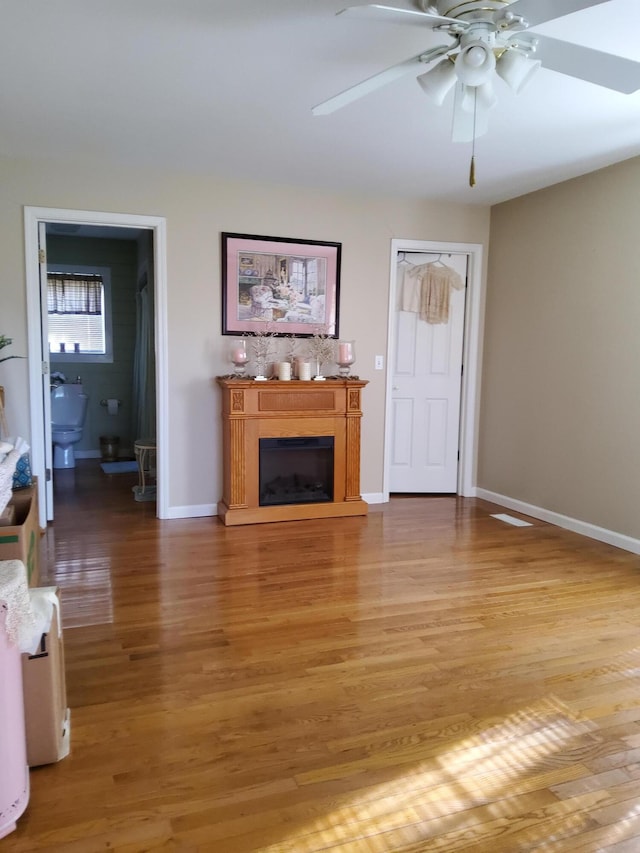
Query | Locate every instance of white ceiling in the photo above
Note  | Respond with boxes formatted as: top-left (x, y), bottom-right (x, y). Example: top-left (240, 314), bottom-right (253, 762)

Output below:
top-left (2, 0), bottom-right (640, 206)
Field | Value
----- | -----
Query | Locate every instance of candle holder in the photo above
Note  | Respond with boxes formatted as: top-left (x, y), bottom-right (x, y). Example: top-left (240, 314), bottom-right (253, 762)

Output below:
top-left (229, 338), bottom-right (248, 377)
top-left (336, 340), bottom-right (356, 377)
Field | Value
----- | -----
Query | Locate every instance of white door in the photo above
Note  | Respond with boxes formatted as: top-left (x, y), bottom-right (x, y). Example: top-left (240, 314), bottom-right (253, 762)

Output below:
top-left (389, 251), bottom-right (467, 493)
top-left (38, 223), bottom-right (55, 520)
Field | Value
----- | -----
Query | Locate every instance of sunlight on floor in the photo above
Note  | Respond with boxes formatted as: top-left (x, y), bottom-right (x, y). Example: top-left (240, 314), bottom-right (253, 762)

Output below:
top-left (259, 695), bottom-right (632, 852)
top-left (53, 557), bottom-right (114, 628)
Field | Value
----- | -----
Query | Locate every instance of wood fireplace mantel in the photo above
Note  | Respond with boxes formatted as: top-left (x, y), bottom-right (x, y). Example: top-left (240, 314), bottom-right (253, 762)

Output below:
top-left (216, 377), bottom-right (368, 526)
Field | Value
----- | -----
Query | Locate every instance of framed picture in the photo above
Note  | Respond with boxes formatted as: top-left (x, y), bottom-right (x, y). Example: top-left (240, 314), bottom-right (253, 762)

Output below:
top-left (221, 232), bottom-right (341, 337)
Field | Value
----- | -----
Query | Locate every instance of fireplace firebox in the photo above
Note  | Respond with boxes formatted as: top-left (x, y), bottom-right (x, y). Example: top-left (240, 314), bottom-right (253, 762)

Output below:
top-left (259, 436), bottom-right (334, 506)
top-left (216, 377), bottom-right (368, 525)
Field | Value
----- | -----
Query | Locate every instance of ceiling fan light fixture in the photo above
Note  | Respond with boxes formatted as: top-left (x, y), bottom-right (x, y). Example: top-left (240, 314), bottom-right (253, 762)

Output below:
top-left (496, 48), bottom-right (541, 94)
top-left (455, 41), bottom-right (496, 87)
top-left (460, 80), bottom-right (497, 113)
top-left (416, 57), bottom-right (457, 105)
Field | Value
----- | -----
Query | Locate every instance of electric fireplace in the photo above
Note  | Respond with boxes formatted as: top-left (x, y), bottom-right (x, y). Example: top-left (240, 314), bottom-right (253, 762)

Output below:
top-left (216, 378), bottom-right (368, 525)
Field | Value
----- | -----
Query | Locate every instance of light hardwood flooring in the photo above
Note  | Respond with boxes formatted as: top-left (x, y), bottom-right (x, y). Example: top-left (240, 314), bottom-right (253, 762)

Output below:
top-left (6, 461), bottom-right (640, 852)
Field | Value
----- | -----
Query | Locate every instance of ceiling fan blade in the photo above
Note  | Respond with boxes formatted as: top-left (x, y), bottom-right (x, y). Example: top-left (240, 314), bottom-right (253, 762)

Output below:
top-left (535, 34), bottom-right (640, 94)
top-left (312, 45), bottom-right (450, 115)
top-left (338, 4), bottom-right (460, 29)
top-left (507, 0), bottom-right (612, 29)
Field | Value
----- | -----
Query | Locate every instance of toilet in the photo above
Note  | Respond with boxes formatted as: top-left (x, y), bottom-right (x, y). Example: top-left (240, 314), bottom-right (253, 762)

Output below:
top-left (51, 384), bottom-right (89, 469)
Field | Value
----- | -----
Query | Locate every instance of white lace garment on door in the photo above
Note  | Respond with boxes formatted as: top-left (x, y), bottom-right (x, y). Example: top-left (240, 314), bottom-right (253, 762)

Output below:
top-left (403, 262), bottom-right (464, 324)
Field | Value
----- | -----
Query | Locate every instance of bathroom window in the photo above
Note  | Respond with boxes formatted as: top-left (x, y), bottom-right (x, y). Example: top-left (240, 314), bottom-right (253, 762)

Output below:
top-left (47, 265), bottom-right (113, 363)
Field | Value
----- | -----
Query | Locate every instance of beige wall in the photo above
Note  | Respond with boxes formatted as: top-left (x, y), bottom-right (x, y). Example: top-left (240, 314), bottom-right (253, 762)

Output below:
top-left (480, 156), bottom-right (640, 539)
top-left (0, 156), bottom-right (490, 512)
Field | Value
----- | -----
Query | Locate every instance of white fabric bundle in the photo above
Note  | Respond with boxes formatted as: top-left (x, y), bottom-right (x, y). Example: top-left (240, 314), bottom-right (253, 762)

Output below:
top-left (0, 445), bottom-right (20, 515)
top-left (0, 560), bottom-right (36, 649)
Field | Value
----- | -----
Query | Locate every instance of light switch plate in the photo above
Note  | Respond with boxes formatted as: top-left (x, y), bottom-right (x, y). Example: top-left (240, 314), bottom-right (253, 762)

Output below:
top-left (375, 355), bottom-right (384, 370)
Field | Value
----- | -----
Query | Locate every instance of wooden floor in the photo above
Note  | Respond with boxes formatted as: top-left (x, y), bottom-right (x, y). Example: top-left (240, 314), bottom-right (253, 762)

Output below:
top-left (6, 461), bottom-right (640, 852)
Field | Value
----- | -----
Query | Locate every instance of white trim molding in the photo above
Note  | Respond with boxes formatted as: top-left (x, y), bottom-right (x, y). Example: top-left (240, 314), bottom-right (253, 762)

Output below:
top-left (166, 504), bottom-right (217, 520)
top-left (476, 488), bottom-right (640, 555)
top-left (24, 206), bottom-right (169, 524)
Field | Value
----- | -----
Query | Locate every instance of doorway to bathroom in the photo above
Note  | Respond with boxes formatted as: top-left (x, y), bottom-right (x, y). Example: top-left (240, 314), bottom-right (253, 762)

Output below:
top-left (24, 207), bottom-right (168, 526)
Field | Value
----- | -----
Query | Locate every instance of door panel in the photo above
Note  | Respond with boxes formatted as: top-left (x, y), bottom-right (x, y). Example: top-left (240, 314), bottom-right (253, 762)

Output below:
top-left (391, 398), bottom-right (413, 467)
top-left (425, 398), bottom-right (448, 467)
top-left (390, 252), bottom-right (467, 493)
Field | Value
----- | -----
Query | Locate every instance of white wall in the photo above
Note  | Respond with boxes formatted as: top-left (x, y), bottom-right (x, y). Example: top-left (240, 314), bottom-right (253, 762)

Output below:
top-left (0, 155), bottom-right (490, 515)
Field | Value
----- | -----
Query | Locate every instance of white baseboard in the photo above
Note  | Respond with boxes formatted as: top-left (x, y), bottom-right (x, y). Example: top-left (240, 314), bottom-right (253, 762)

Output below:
top-left (363, 492), bottom-right (386, 505)
top-left (166, 504), bottom-right (217, 519)
top-left (476, 488), bottom-right (640, 556)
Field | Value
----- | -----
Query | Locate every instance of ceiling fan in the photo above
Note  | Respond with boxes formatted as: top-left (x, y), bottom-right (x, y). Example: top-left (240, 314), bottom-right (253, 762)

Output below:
top-left (313, 1), bottom-right (640, 149)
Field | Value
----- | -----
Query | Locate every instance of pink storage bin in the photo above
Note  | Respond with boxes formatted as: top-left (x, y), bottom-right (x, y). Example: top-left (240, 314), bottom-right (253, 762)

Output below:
top-left (0, 563), bottom-right (31, 839)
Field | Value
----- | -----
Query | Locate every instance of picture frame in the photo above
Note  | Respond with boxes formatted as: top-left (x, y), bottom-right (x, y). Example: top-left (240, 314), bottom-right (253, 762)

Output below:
top-left (221, 232), bottom-right (341, 337)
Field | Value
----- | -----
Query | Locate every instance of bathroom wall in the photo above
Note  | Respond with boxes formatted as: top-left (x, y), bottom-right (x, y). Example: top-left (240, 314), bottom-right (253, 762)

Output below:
top-left (48, 235), bottom-right (139, 457)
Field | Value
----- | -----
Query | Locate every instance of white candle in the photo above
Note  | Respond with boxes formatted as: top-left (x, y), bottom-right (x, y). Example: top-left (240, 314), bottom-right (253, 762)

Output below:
top-left (278, 361), bottom-right (291, 381)
top-left (298, 361), bottom-right (311, 381)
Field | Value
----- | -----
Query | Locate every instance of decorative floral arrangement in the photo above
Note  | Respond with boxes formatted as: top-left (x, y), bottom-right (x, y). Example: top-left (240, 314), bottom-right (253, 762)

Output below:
top-left (51, 371), bottom-right (67, 385)
top-left (249, 328), bottom-right (278, 379)
top-left (306, 327), bottom-right (336, 378)
top-left (281, 335), bottom-right (299, 365)
top-left (0, 335), bottom-right (24, 365)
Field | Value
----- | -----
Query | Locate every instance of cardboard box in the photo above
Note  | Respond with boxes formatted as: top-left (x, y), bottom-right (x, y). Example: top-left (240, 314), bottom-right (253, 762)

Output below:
top-left (21, 587), bottom-right (70, 767)
top-left (0, 504), bottom-right (16, 526)
top-left (0, 480), bottom-right (40, 586)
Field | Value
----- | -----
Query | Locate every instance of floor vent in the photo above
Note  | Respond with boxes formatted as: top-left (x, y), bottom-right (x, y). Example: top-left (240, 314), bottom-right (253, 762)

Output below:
top-left (491, 513), bottom-right (533, 527)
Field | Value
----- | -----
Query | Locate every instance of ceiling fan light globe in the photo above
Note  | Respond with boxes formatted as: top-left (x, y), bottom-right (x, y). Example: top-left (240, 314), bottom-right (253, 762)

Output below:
top-left (496, 48), bottom-right (541, 94)
top-left (416, 58), bottom-right (457, 105)
top-left (455, 42), bottom-right (496, 86)
top-left (460, 80), bottom-right (497, 113)
top-left (466, 46), bottom-right (487, 67)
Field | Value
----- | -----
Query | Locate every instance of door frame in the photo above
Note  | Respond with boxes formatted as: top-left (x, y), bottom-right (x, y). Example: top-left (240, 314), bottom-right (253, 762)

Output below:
top-left (383, 238), bottom-right (485, 501)
top-left (24, 206), bottom-right (169, 526)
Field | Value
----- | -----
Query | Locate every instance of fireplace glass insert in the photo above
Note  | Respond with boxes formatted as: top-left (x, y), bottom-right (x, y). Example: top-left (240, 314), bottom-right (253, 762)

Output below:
top-left (259, 436), bottom-right (334, 506)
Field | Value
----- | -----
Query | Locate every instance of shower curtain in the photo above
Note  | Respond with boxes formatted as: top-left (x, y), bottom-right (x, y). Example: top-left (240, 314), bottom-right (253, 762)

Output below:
top-left (132, 282), bottom-right (156, 442)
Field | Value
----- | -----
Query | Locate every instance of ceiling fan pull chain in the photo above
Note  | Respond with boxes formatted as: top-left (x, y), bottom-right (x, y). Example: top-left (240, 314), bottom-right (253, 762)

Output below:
top-left (469, 87), bottom-right (477, 188)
